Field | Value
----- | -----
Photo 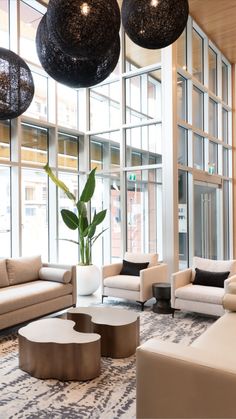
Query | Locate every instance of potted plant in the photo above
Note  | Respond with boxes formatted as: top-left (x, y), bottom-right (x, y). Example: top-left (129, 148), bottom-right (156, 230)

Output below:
top-left (44, 163), bottom-right (107, 295)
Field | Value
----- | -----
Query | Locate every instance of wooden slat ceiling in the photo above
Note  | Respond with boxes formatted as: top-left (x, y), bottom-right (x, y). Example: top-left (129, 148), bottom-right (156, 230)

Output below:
top-left (39, 0), bottom-right (236, 63)
top-left (189, 0), bottom-right (236, 63)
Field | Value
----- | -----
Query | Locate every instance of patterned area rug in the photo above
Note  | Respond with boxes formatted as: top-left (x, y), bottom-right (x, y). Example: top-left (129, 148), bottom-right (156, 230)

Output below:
top-left (0, 302), bottom-right (215, 419)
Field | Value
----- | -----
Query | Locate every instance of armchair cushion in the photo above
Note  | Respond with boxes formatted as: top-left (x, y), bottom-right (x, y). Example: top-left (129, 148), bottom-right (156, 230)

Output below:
top-left (175, 284), bottom-right (224, 305)
top-left (193, 268), bottom-right (230, 288)
top-left (104, 275), bottom-right (140, 291)
top-left (192, 257), bottom-right (236, 279)
top-left (120, 260), bottom-right (149, 276)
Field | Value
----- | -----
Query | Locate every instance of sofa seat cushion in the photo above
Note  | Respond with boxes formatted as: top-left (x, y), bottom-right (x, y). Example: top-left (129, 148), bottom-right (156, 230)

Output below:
top-left (104, 275), bottom-right (140, 291)
top-left (192, 313), bottom-right (236, 363)
top-left (175, 284), bottom-right (224, 305)
top-left (0, 280), bottom-right (73, 315)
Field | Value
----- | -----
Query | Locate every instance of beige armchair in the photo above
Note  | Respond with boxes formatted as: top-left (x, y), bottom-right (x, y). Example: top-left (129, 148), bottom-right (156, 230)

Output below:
top-left (171, 256), bottom-right (236, 317)
top-left (101, 252), bottom-right (168, 310)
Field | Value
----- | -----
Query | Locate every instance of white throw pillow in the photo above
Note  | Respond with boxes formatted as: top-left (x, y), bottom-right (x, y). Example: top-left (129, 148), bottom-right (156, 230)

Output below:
top-left (7, 255), bottom-right (42, 285)
top-left (39, 267), bottom-right (72, 284)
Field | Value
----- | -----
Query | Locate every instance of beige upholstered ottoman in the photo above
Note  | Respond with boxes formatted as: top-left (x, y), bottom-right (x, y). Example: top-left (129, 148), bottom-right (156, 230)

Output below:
top-left (18, 318), bottom-right (101, 381)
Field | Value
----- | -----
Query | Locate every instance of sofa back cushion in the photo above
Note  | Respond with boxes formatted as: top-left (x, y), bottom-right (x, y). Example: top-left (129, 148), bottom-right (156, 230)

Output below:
top-left (7, 255), bottom-right (42, 285)
top-left (0, 259), bottom-right (9, 287)
top-left (124, 252), bottom-right (158, 267)
top-left (192, 257), bottom-right (236, 281)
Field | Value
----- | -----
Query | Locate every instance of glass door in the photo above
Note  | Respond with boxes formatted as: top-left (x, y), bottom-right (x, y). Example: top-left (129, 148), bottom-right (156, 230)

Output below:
top-left (194, 181), bottom-right (221, 260)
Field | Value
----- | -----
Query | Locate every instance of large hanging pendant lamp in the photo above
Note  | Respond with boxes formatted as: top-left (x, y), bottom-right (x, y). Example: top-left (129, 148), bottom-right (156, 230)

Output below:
top-left (0, 48), bottom-right (34, 120)
top-left (36, 15), bottom-right (120, 88)
top-left (121, 0), bottom-right (189, 49)
top-left (46, 0), bottom-right (121, 58)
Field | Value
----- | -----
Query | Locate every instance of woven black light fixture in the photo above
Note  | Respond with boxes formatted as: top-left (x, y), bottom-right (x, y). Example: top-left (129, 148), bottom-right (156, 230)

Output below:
top-left (121, 0), bottom-right (189, 50)
top-left (0, 48), bottom-right (34, 120)
top-left (36, 15), bottom-right (120, 88)
top-left (46, 0), bottom-right (121, 58)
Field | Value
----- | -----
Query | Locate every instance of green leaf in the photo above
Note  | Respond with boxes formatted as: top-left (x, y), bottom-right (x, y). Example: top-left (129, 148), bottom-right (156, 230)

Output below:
top-left (79, 168), bottom-right (96, 203)
top-left (44, 164), bottom-right (76, 202)
top-left (79, 215), bottom-right (89, 236)
top-left (77, 201), bottom-right (87, 218)
top-left (92, 209), bottom-right (107, 227)
top-left (61, 209), bottom-right (79, 230)
top-left (87, 224), bottom-right (96, 239)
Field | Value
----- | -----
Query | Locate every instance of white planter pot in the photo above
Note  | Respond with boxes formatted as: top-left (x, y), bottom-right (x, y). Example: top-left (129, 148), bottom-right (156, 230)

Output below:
top-left (76, 264), bottom-right (101, 296)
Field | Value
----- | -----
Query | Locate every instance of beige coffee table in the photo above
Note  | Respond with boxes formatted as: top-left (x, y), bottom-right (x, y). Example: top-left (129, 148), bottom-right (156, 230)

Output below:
top-left (67, 306), bottom-right (140, 358)
top-left (18, 318), bottom-right (101, 381)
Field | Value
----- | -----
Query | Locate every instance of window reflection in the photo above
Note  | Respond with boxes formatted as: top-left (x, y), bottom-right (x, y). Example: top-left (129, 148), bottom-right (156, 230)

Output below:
top-left (192, 29), bottom-right (204, 83)
top-left (193, 86), bottom-right (204, 130)
top-left (209, 47), bottom-right (217, 95)
top-left (178, 126), bottom-right (188, 165)
top-left (178, 170), bottom-right (188, 269)
top-left (193, 134), bottom-right (204, 170)
top-left (22, 169), bottom-right (48, 260)
top-left (177, 29), bottom-right (187, 70)
top-left (57, 84), bottom-right (77, 129)
top-left (0, 120), bottom-right (10, 160)
top-left (0, 166), bottom-right (10, 257)
top-left (58, 133), bottom-right (79, 171)
top-left (209, 98), bottom-right (218, 138)
top-left (177, 74), bottom-right (187, 121)
top-left (126, 124), bottom-right (162, 167)
top-left (90, 81), bottom-right (120, 131)
top-left (20, 1), bottom-right (42, 65)
top-left (0, 0), bottom-right (9, 48)
top-left (25, 71), bottom-right (48, 121)
top-left (21, 123), bottom-right (48, 165)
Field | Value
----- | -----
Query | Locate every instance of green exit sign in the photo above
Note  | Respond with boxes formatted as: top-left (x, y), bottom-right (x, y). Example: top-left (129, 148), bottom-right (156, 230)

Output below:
top-left (129, 174), bottom-right (136, 181)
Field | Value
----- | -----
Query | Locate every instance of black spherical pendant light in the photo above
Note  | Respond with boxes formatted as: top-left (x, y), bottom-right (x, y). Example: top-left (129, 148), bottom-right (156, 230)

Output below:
top-left (0, 48), bottom-right (34, 120)
top-left (36, 15), bottom-right (120, 88)
top-left (46, 0), bottom-right (121, 58)
top-left (121, 0), bottom-right (189, 50)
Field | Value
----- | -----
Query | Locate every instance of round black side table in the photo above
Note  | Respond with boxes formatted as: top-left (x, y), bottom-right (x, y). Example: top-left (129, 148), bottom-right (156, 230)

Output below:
top-left (152, 282), bottom-right (172, 314)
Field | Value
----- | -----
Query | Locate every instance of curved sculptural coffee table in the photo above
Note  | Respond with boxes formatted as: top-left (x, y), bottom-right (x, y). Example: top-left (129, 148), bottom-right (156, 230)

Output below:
top-left (67, 306), bottom-right (140, 358)
top-left (18, 318), bottom-right (101, 381)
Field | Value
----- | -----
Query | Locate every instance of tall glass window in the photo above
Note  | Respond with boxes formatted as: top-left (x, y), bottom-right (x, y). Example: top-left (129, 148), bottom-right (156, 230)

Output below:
top-left (25, 72), bottom-right (48, 121)
top-left (0, 166), bottom-right (11, 257)
top-left (193, 134), bottom-right (204, 170)
top-left (126, 169), bottom-right (161, 255)
top-left (177, 74), bottom-right (187, 121)
top-left (222, 108), bottom-right (228, 144)
top-left (177, 29), bottom-right (187, 70)
top-left (208, 47), bottom-right (217, 95)
top-left (58, 172), bottom-right (79, 264)
top-left (126, 124), bottom-right (162, 166)
top-left (209, 98), bottom-right (218, 138)
top-left (58, 133), bottom-right (79, 171)
top-left (209, 141), bottom-right (218, 174)
top-left (21, 124), bottom-right (48, 165)
top-left (125, 34), bottom-right (161, 71)
top-left (57, 84), bottom-right (78, 130)
top-left (19, 1), bottom-right (42, 65)
top-left (0, 121), bottom-right (10, 160)
top-left (222, 61), bottom-right (228, 104)
top-left (178, 126), bottom-right (188, 166)
top-left (90, 81), bottom-right (120, 131)
top-left (192, 86), bottom-right (204, 130)
top-left (0, 0), bottom-right (9, 48)
top-left (126, 71), bottom-right (161, 124)
top-left (192, 29), bottom-right (204, 83)
top-left (223, 148), bottom-right (229, 177)
top-left (178, 170), bottom-right (188, 269)
top-left (22, 169), bottom-right (48, 260)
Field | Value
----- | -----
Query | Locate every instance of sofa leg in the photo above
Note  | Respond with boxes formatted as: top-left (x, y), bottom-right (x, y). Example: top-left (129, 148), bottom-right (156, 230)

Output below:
top-left (137, 301), bottom-right (146, 311)
top-left (102, 295), bottom-right (107, 304)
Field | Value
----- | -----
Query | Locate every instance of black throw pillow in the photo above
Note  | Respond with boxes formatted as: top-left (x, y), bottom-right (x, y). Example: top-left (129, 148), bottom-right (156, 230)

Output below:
top-left (120, 260), bottom-right (149, 276)
top-left (193, 267), bottom-right (230, 288)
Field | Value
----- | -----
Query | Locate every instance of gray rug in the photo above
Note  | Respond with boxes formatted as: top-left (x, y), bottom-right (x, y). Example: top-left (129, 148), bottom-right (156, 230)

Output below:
top-left (0, 303), bottom-right (215, 419)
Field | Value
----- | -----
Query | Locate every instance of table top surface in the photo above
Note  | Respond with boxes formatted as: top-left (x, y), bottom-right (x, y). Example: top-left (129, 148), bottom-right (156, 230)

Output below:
top-left (68, 306), bottom-right (139, 326)
top-left (152, 282), bottom-right (171, 289)
top-left (18, 318), bottom-right (100, 344)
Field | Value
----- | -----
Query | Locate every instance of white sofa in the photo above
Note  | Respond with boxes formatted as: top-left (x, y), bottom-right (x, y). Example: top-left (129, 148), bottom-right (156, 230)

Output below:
top-left (0, 255), bottom-right (76, 330)
top-left (136, 305), bottom-right (236, 418)
top-left (101, 252), bottom-right (168, 310)
top-left (171, 257), bottom-right (236, 316)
